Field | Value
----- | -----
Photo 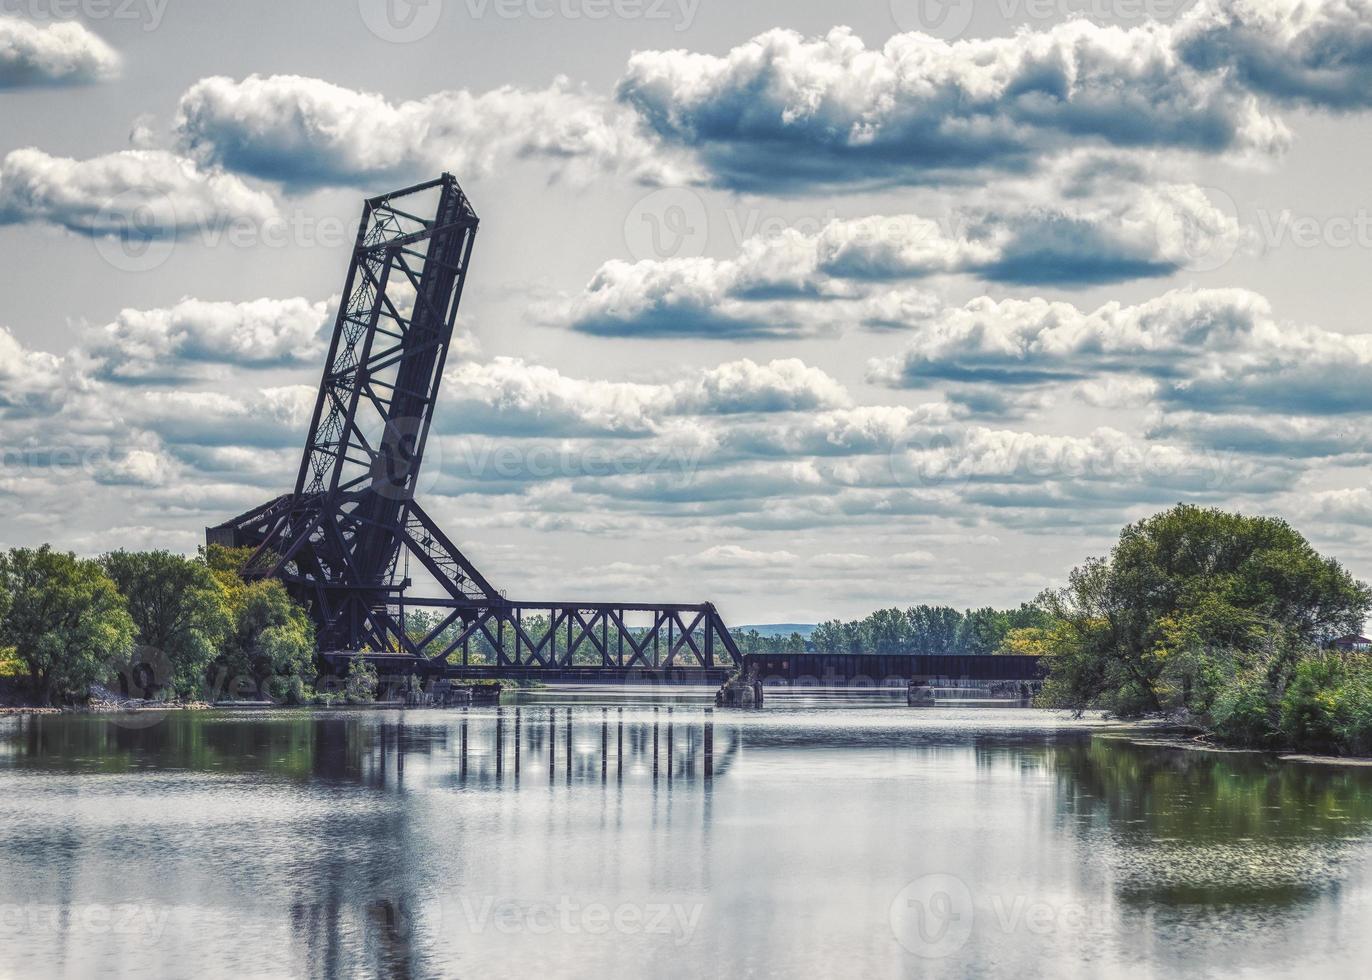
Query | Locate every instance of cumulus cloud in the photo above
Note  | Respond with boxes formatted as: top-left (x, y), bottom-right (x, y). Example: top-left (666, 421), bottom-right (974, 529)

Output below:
top-left (1177, 0), bottom-right (1372, 109)
top-left (1295, 487), bottom-right (1372, 527)
top-left (0, 325), bottom-right (66, 417)
top-left (1147, 411), bottom-right (1370, 457)
top-left (442, 358), bottom-right (668, 436)
top-left (675, 358), bottom-right (850, 413)
top-left (439, 356), bottom-right (850, 436)
top-left (895, 425), bottom-right (1262, 494)
top-left (547, 187), bottom-right (1245, 339)
top-left (824, 186), bottom-right (1244, 286)
top-left (158, 3), bottom-right (1372, 199)
top-left (174, 73), bottom-right (690, 190)
top-left (871, 285), bottom-right (1372, 452)
top-left (717, 404), bottom-right (953, 459)
top-left (128, 386), bottom-right (316, 449)
top-left (82, 297), bottom-right (333, 382)
top-left (616, 23), bottom-right (1286, 192)
top-left (868, 287), bottom-right (1277, 386)
top-left (0, 17), bottom-right (119, 88)
top-left (0, 148), bottom-right (277, 236)
top-left (542, 255), bottom-right (851, 339)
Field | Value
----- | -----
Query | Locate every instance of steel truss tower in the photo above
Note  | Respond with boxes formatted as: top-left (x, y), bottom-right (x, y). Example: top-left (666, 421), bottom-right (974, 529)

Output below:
top-left (208, 175), bottom-right (741, 672)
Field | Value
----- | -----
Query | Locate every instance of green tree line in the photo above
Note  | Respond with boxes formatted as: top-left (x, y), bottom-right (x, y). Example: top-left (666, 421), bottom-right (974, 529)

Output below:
top-left (0, 544), bottom-right (315, 706)
top-left (5, 503), bottom-right (1371, 756)
top-left (1035, 504), bottom-right (1372, 755)
top-left (729, 605), bottom-right (1052, 657)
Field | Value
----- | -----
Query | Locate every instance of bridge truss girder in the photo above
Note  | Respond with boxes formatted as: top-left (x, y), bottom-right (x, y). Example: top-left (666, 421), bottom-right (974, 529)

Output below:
top-left (207, 173), bottom-right (743, 672)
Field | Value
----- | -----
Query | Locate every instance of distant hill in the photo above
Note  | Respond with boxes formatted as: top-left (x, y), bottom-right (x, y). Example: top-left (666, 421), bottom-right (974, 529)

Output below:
top-left (736, 623), bottom-right (816, 639)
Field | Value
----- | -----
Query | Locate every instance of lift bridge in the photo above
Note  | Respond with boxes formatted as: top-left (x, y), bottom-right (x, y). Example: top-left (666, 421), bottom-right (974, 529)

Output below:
top-left (207, 174), bottom-right (742, 681)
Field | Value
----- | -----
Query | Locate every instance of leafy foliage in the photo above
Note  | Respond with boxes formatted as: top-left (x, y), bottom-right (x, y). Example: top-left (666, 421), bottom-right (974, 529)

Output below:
top-left (1036, 505), bottom-right (1372, 750)
top-left (0, 546), bottom-right (136, 705)
top-left (204, 544), bottom-right (315, 697)
top-left (1273, 654), bottom-right (1372, 756)
top-left (345, 660), bottom-right (378, 704)
top-left (101, 549), bottom-right (231, 697)
top-left (806, 603), bottom-right (1050, 656)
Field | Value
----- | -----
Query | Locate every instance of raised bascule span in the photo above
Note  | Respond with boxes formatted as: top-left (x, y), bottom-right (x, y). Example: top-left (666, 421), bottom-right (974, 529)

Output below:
top-left (207, 174), bottom-right (743, 679)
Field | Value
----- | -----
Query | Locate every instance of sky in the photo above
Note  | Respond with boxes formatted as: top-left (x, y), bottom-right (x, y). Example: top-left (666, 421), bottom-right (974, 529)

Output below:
top-left (2, 0), bottom-right (1372, 624)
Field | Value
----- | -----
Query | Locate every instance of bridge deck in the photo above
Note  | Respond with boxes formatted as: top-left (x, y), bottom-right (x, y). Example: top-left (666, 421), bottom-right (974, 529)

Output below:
top-left (326, 651), bottom-right (1044, 686)
top-left (745, 653), bottom-right (1044, 683)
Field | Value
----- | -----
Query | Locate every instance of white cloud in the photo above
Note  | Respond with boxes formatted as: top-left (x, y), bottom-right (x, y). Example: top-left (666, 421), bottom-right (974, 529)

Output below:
top-left (440, 356), bottom-right (851, 436)
top-left (124, 386), bottom-right (316, 449)
top-left (1295, 488), bottom-right (1372, 527)
top-left (673, 358), bottom-right (851, 414)
top-left (867, 287), bottom-right (1288, 387)
top-left (1177, 0), bottom-right (1372, 109)
top-left (0, 148), bottom-right (276, 236)
top-left (869, 285), bottom-right (1372, 454)
top-left (617, 22), bottom-right (1287, 191)
top-left (0, 325), bottom-right (66, 417)
top-left (174, 73), bottom-right (689, 189)
top-left (0, 17), bottom-right (119, 88)
top-left (547, 187), bottom-right (1245, 339)
top-left (82, 297), bottom-right (333, 382)
top-left (544, 254), bottom-right (850, 339)
top-left (442, 357), bottom-right (668, 436)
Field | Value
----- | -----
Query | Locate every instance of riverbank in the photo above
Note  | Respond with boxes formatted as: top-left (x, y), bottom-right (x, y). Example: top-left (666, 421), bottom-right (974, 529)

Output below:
top-left (0, 685), bottom-right (511, 715)
top-left (1097, 719), bottom-right (1372, 768)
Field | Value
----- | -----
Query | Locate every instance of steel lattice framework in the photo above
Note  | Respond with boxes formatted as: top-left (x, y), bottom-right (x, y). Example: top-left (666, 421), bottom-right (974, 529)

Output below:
top-left (208, 174), bottom-right (741, 672)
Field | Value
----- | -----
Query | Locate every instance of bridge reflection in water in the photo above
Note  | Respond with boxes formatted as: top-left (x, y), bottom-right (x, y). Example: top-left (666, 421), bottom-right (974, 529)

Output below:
top-left (365, 705), bottom-right (738, 791)
top-left (7, 705), bottom-right (1372, 977)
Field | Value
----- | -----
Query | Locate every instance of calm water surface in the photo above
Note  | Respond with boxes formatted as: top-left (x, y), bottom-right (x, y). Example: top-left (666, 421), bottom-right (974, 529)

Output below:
top-left (2, 690), bottom-right (1371, 978)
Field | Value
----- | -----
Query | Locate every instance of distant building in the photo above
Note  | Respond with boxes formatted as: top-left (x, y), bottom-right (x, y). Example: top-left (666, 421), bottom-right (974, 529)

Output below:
top-left (1329, 634), bottom-right (1372, 652)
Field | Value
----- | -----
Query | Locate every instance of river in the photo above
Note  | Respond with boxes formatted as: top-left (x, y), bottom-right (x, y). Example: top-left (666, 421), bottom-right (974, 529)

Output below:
top-left (1, 690), bottom-right (1370, 978)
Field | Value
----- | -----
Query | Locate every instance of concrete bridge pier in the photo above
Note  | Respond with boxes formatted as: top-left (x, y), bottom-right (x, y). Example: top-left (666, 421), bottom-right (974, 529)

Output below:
top-left (907, 679), bottom-right (935, 706)
top-left (715, 666), bottom-right (763, 708)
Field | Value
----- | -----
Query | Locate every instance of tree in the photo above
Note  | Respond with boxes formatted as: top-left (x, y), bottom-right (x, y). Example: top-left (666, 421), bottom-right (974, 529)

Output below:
top-left (1038, 505), bottom-right (1371, 716)
top-left (997, 626), bottom-right (1054, 657)
top-left (906, 605), bottom-right (963, 654)
top-left (959, 607), bottom-right (1011, 655)
top-left (0, 546), bottom-right (135, 705)
top-left (101, 550), bottom-right (231, 697)
top-left (811, 620), bottom-right (845, 653)
top-left (863, 608), bottom-right (909, 654)
top-left (203, 544), bottom-right (315, 697)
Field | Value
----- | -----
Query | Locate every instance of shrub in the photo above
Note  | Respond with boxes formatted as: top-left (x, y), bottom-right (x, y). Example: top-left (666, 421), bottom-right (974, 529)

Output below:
top-left (345, 661), bottom-right (378, 704)
top-left (1280, 655), bottom-right (1350, 753)
top-left (1209, 670), bottom-right (1278, 747)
